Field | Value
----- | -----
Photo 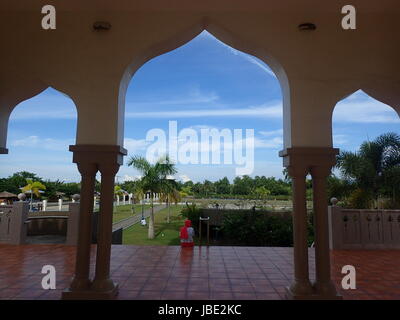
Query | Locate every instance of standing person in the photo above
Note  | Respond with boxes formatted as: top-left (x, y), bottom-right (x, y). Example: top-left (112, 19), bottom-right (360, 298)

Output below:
top-left (180, 219), bottom-right (194, 247)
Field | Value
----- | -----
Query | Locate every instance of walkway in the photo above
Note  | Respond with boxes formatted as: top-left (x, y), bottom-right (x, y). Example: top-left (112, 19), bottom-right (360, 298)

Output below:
top-left (112, 205), bottom-right (166, 232)
top-left (0, 245), bottom-right (399, 300)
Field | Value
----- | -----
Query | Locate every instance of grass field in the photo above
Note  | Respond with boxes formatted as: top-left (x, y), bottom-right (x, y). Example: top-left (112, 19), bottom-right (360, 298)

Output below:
top-left (112, 204), bottom-right (151, 223)
top-left (122, 205), bottom-right (187, 245)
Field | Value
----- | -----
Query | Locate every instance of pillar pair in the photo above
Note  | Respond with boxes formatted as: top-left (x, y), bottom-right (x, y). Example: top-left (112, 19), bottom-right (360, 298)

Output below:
top-left (280, 147), bottom-right (341, 299)
top-left (62, 145), bottom-right (126, 299)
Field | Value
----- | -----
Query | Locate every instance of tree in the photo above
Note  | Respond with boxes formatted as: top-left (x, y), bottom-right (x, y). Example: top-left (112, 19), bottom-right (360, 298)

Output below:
top-left (127, 155), bottom-right (177, 239)
top-left (336, 132), bottom-right (400, 208)
top-left (113, 185), bottom-right (124, 212)
top-left (22, 178), bottom-right (46, 210)
top-left (130, 180), bottom-right (146, 218)
top-left (160, 184), bottom-right (181, 223)
top-left (255, 186), bottom-right (271, 202)
top-left (215, 177), bottom-right (231, 195)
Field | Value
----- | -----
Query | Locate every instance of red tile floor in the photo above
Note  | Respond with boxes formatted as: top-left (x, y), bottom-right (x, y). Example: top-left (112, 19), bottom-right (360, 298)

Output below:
top-left (0, 244), bottom-right (399, 300)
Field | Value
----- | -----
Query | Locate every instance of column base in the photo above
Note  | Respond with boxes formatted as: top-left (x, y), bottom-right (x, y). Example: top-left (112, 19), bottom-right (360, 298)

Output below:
top-left (62, 283), bottom-right (119, 300)
top-left (285, 286), bottom-right (342, 300)
top-left (0, 147), bottom-right (8, 154)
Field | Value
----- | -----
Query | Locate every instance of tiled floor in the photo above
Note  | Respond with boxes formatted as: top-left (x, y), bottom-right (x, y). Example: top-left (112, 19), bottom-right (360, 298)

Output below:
top-left (0, 244), bottom-right (399, 300)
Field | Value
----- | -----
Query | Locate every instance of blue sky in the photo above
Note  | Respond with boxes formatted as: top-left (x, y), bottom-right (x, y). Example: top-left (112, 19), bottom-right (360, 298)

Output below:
top-left (1, 31), bottom-right (399, 183)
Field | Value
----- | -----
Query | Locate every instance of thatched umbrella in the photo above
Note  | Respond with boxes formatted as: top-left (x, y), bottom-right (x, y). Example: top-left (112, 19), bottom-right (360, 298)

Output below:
top-left (0, 191), bottom-right (18, 204)
top-left (0, 191), bottom-right (17, 198)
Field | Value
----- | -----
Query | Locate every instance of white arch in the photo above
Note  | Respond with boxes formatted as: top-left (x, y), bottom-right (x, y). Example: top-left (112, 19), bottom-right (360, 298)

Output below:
top-left (3, 86), bottom-right (78, 154)
top-left (119, 19), bottom-right (290, 147)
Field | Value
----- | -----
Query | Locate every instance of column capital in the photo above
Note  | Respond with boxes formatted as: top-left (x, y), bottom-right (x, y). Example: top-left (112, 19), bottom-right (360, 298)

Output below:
top-left (98, 162), bottom-right (120, 176)
top-left (76, 162), bottom-right (98, 177)
top-left (286, 165), bottom-right (309, 178)
top-left (69, 144), bottom-right (127, 166)
top-left (279, 147), bottom-right (339, 169)
top-left (310, 165), bottom-right (333, 179)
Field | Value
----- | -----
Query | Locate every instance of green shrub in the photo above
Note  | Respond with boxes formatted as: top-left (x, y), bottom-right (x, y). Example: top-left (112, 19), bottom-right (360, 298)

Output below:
top-left (221, 209), bottom-right (314, 247)
top-left (180, 202), bottom-right (201, 232)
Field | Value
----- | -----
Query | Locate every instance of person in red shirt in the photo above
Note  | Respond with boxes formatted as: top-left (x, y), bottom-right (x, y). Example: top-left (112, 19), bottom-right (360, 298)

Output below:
top-left (180, 219), bottom-right (194, 247)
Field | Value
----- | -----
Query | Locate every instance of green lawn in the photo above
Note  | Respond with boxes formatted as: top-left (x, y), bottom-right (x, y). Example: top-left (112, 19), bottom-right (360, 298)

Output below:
top-left (112, 204), bottom-right (151, 223)
top-left (122, 205), bottom-right (186, 245)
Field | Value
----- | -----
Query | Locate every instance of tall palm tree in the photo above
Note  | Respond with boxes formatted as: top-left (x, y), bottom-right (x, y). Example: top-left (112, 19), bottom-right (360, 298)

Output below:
top-left (133, 181), bottom-right (146, 219)
top-left (22, 178), bottom-right (46, 211)
top-left (160, 184), bottom-right (181, 223)
top-left (113, 185), bottom-right (124, 212)
top-left (127, 155), bottom-right (177, 239)
top-left (336, 132), bottom-right (400, 208)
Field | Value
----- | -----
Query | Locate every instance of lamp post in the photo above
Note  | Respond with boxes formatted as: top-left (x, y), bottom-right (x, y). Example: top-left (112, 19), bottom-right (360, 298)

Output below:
top-left (166, 175), bottom-right (176, 224)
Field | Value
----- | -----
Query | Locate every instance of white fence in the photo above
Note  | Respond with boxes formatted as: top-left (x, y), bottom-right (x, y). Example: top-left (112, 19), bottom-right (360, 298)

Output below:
top-left (328, 205), bottom-right (400, 249)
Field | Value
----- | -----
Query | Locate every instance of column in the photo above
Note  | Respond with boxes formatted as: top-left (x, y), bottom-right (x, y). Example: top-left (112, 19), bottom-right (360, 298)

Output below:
top-left (280, 147), bottom-right (341, 299)
top-left (91, 162), bottom-right (119, 293)
top-left (62, 145), bottom-right (126, 299)
top-left (68, 162), bottom-right (97, 291)
top-left (287, 165), bottom-right (313, 297)
top-left (310, 165), bottom-right (338, 297)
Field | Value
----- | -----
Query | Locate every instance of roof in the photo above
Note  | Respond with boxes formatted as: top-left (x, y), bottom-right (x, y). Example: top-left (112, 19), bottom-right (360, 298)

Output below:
top-left (0, 191), bottom-right (18, 198)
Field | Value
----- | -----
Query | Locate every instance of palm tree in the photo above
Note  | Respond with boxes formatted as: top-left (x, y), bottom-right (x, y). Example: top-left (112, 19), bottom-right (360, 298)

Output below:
top-left (22, 179), bottom-right (46, 211)
top-left (336, 132), bottom-right (400, 208)
top-left (113, 185), bottom-right (124, 212)
top-left (160, 185), bottom-right (181, 223)
top-left (133, 181), bottom-right (146, 219)
top-left (127, 155), bottom-right (177, 239)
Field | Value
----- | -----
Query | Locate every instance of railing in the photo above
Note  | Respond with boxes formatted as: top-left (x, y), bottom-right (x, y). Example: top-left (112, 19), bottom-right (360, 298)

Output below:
top-left (328, 205), bottom-right (400, 249)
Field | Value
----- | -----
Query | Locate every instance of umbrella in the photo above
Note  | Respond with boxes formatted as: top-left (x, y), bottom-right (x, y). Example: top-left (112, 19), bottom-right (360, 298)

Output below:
top-left (0, 191), bottom-right (18, 198)
top-left (20, 188), bottom-right (45, 194)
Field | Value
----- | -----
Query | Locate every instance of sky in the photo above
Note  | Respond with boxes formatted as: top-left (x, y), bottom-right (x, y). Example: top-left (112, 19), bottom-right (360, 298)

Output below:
top-left (1, 31), bottom-right (399, 183)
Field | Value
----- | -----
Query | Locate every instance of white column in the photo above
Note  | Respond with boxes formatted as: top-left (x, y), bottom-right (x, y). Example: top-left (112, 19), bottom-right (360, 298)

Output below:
top-left (123, 195), bottom-right (126, 205)
top-left (58, 198), bottom-right (63, 211)
top-left (116, 195), bottom-right (120, 206)
top-left (311, 165), bottom-right (338, 297)
top-left (42, 199), bottom-right (47, 211)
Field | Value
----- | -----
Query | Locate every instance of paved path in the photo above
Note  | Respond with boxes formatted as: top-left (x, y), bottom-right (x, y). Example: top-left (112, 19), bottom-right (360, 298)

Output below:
top-left (112, 204), bottom-right (166, 231)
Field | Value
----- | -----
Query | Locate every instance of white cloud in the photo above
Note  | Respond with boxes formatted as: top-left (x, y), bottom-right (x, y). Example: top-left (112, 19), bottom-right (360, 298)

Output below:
top-left (120, 174), bottom-right (141, 182)
top-left (333, 134), bottom-right (348, 146)
top-left (127, 89), bottom-right (219, 108)
top-left (11, 88), bottom-right (77, 120)
top-left (254, 136), bottom-right (283, 149)
top-left (125, 103), bottom-right (282, 119)
top-left (179, 174), bottom-right (192, 183)
top-left (202, 31), bottom-right (277, 78)
top-left (259, 129), bottom-right (283, 137)
top-left (334, 93), bottom-right (400, 124)
top-left (123, 138), bottom-right (150, 154)
top-left (10, 136), bottom-right (74, 151)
